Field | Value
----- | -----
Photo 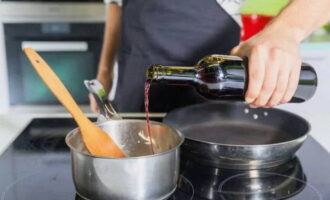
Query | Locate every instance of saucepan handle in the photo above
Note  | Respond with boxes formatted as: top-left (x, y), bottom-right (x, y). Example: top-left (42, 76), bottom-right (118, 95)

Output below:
top-left (84, 79), bottom-right (122, 122)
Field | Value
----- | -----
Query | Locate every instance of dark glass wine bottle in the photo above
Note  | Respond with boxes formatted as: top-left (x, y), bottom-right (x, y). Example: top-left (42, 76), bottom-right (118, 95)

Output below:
top-left (146, 55), bottom-right (317, 103)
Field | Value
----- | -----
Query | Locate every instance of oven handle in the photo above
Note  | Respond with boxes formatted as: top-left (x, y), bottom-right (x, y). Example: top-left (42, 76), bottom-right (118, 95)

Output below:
top-left (21, 41), bottom-right (88, 52)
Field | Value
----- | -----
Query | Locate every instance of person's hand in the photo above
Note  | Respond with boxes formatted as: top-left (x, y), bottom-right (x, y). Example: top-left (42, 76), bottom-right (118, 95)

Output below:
top-left (231, 27), bottom-right (302, 108)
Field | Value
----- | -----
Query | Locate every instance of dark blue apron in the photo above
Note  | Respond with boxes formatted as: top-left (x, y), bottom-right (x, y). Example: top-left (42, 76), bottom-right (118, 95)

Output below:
top-left (114, 0), bottom-right (240, 112)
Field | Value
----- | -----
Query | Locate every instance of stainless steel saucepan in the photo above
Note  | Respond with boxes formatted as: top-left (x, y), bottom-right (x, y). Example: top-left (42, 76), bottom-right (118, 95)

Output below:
top-left (66, 120), bottom-right (184, 200)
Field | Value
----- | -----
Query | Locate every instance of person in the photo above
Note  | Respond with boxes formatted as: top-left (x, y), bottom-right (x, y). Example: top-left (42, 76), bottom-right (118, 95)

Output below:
top-left (90, 0), bottom-right (330, 113)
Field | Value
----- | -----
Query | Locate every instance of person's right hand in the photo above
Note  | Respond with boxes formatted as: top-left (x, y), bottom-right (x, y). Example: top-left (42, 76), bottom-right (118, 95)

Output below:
top-left (231, 23), bottom-right (302, 108)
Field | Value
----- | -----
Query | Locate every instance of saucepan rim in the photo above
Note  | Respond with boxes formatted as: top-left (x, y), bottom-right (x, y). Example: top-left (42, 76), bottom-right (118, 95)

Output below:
top-left (65, 119), bottom-right (184, 160)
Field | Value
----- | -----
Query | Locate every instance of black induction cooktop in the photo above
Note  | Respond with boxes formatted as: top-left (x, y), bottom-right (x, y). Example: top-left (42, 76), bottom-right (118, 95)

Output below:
top-left (0, 118), bottom-right (329, 200)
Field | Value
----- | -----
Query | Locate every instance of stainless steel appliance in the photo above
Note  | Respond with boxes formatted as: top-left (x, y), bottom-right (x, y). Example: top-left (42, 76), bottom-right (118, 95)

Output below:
top-left (0, 1), bottom-right (105, 112)
top-left (5, 23), bottom-right (104, 105)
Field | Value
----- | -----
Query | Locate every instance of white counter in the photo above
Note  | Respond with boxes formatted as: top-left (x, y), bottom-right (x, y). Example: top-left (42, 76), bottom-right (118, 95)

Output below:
top-left (0, 114), bottom-right (31, 155)
top-left (0, 112), bottom-right (75, 155)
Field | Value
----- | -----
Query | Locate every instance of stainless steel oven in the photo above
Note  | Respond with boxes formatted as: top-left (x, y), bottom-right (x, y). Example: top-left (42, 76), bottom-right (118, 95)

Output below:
top-left (5, 23), bottom-right (104, 105)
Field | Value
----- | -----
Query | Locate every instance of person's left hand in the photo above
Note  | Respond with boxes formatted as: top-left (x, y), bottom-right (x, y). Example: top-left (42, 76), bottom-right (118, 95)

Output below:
top-left (231, 26), bottom-right (302, 108)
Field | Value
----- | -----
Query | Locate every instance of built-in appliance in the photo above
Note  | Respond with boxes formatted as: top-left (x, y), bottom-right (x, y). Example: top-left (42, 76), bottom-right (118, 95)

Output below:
top-left (5, 23), bottom-right (104, 105)
top-left (0, 118), bottom-right (329, 200)
top-left (0, 1), bottom-right (106, 112)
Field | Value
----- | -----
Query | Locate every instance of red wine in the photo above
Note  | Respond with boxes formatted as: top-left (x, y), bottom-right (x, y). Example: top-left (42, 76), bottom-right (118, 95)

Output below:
top-left (144, 80), bottom-right (154, 154)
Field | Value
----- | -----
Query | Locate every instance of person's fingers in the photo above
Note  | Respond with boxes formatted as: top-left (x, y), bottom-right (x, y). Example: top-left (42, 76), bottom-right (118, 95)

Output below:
top-left (89, 93), bottom-right (99, 113)
top-left (230, 45), bottom-right (242, 56)
top-left (280, 60), bottom-right (301, 104)
top-left (244, 46), bottom-right (267, 104)
top-left (251, 48), bottom-right (281, 107)
top-left (245, 47), bottom-right (266, 104)
top-left (230, 43), bottom-right (249, 57)
top-left (266, 56), bottom-right (291, 107)
top-left (231, 43), bottom-right (267, 105)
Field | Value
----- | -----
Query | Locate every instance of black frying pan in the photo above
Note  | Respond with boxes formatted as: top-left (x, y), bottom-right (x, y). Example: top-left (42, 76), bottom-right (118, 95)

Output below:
top-left (163, 101), bottom-right (310, 169)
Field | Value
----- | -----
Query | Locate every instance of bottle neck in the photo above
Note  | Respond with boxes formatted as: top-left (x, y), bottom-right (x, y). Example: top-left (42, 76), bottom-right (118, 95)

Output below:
top-left (147, 65), bottom-right (196, 84)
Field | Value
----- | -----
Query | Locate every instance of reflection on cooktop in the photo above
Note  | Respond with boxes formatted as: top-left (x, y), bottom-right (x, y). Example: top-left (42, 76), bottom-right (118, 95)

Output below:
top-left (178, 157), bottom-right (309, 200)
top-left (0, 118), bottom-right (329, 200)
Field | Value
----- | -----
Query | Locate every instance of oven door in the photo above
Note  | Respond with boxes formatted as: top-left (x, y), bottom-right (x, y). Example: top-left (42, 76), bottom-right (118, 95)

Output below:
top-left (5, 23), bottom-right (104, 105)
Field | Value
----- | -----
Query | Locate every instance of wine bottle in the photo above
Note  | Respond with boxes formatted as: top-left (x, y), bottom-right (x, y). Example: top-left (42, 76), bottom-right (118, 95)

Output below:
top-left (146, 54), bottom-right (317, 103)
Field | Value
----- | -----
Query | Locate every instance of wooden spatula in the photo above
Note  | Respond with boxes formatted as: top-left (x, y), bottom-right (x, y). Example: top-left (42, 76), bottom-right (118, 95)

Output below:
top-left (24, 48), bottom-right (125, 158)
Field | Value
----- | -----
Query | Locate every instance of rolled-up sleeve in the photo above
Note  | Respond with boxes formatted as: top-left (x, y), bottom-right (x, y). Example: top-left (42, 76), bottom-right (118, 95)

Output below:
top-left (104, 0), bottom-right (122, 6)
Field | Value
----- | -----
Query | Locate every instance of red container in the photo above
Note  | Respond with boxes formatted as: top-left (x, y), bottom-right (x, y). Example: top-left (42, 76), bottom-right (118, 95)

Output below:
top-left (241, 14), bottom-right (273, 41)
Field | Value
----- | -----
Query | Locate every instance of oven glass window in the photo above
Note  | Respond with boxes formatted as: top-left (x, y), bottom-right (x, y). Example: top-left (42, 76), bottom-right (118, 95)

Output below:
top-left (5, 23), bottom-right (103, 106)
top-left (20, 52), bottom-right (94, 104)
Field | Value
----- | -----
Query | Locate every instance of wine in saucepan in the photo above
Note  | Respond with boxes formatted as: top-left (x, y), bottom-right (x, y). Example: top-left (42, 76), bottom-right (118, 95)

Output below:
top-left (146, 55), bottom-right (317, 103)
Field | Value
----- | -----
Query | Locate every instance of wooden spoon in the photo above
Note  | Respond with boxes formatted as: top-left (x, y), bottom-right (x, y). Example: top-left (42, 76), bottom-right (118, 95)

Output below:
top-left (24, 48), bottom-right (125, 158)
